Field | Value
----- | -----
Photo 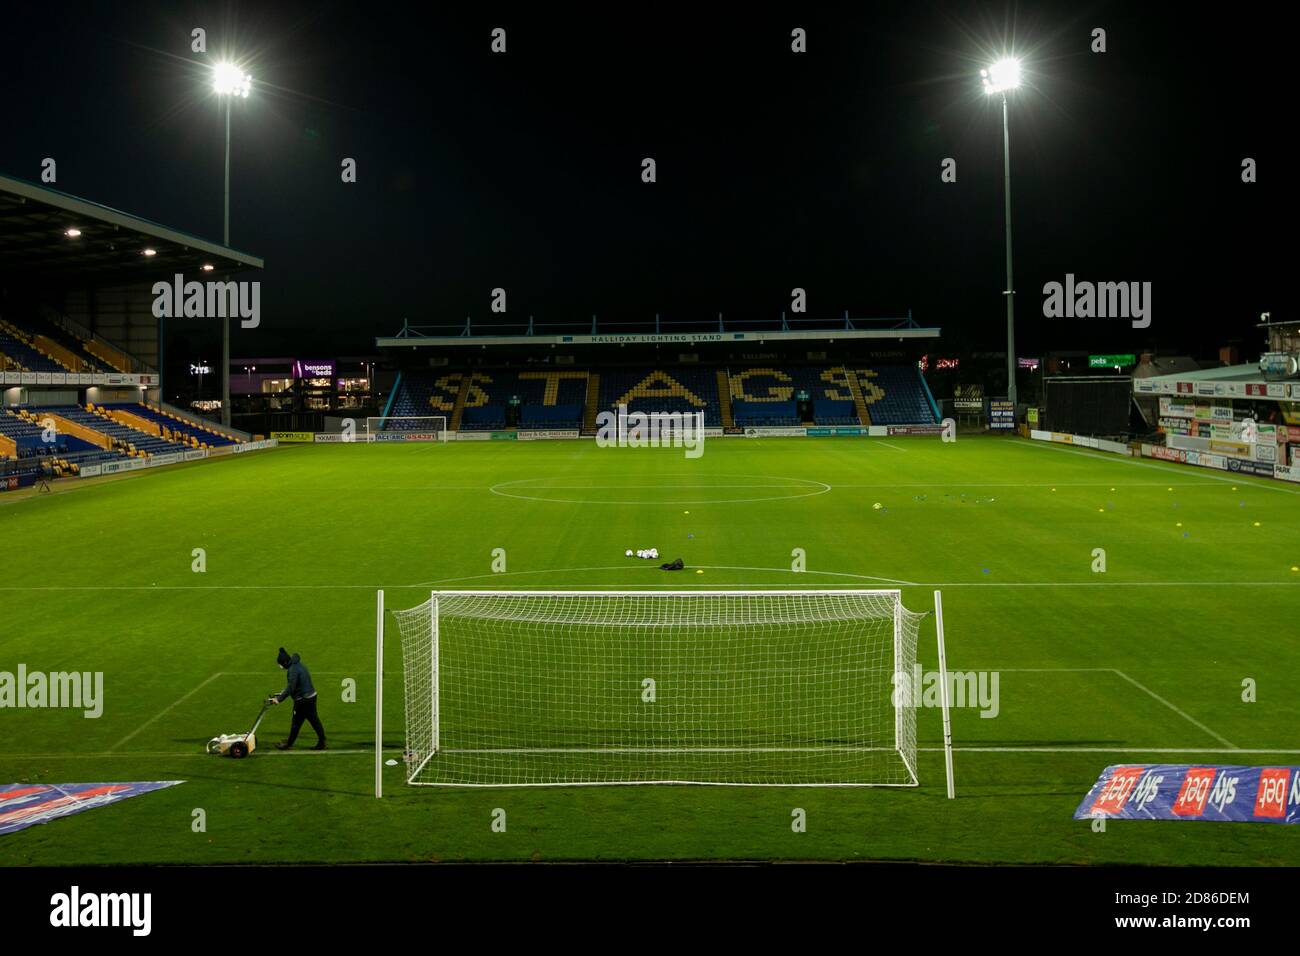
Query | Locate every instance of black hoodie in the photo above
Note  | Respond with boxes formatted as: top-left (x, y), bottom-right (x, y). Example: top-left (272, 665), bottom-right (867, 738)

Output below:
top-left (274, 651), bottom-right (316, 703)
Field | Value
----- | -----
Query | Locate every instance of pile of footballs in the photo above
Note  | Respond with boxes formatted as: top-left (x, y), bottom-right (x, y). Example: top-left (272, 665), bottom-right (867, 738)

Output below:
top-left (627, 547), bottom-right (660, 560)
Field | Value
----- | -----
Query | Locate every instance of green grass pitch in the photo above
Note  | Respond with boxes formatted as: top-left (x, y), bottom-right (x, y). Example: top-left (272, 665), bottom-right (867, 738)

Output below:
top-left (1, 435), bottom-right (1297, 865)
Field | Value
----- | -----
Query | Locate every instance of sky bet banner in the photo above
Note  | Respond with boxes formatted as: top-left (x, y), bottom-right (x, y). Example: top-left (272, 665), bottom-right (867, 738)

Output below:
top-left (1074, 764), bottom-right (1300, 824)
top-left (0, 781), bottom-right (182, 835)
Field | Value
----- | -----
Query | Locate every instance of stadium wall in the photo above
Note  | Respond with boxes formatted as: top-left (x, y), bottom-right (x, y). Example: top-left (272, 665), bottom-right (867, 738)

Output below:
top-left (1027, 428), bottom-right (1300, 484)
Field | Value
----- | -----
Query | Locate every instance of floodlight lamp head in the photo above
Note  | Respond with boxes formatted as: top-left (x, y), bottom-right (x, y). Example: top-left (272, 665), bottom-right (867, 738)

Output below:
top-left (981, 57), bottom-right (1021, 95)
top-left (213, 63), bottom-right (252, 98)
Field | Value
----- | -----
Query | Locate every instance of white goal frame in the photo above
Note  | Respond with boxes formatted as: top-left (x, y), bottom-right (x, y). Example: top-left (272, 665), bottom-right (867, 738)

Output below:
top-left (363, 415), bottom-right (449, 442)
top-left (374, 589), bottom-right (956, 795)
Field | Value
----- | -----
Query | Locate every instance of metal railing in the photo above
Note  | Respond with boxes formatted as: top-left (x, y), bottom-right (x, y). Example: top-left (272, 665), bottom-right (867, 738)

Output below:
top-left (38, 304), bottom-right (155, 375)
top-left (389, 310), bottom-right (927, 339)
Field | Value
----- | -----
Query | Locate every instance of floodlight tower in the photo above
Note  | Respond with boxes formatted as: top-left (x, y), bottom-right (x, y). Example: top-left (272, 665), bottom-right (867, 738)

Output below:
top-left (981, 57), bottom-right (1021, 409)
top-left (213, 62), bottom-right (251, 427)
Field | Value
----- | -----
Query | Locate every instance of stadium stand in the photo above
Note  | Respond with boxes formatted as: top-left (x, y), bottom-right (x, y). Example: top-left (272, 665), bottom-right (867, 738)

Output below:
top-left (115, 403), bottom-right (241, 448)
top-left (859, 366), bottom-right (937, 424)
top-left (0, 318), bottom-right (67, 372)
top-left (460, 404), bottom-right (507, 430)
top-left (595, 367), bottom-right (722, 427)
top-left (730, 364), bottom-right (937, 426)
top-left (383, 364), bottom-right (938, 432)
top-left (6, 314), bottom-right (115, 372)
top-left (457, 369), bottom-right (587, 430)
top-left (388, 369), bottom-right (589, 431)
top-left (813, 399), bottom-right (859, 425)
top-left (383, 371), bottom-right (461, 428)
top-left (27, 405), bottom-right (192, 457)
top-left (1, 408), bottom-right (127, 476)
top-left (732, 399), bottom-right (800, 427)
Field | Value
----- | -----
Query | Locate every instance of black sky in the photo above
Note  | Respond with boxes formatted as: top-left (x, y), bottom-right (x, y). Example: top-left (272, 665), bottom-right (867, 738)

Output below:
top-left (2, 1), bottom-right (1290, 359)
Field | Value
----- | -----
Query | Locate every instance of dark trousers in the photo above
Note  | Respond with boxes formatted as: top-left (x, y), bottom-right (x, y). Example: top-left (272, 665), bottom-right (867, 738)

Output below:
top-left (286, 695), bottom-right (326, 746)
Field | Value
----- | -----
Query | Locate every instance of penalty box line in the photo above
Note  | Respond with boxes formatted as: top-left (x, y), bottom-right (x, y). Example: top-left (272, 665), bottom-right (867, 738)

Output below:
top-left (106, 672), bottom-right (367, 753)
top-left (964, 666), bottom-right (1236, 749)
top-left (108, 671), bottom-right (225, 752)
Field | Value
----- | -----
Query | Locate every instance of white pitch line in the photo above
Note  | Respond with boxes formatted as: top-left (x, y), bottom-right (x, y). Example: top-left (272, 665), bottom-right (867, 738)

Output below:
top-left (0, 748), bottom-right (375, 759)
top-left (415, 565), bottom-right (919, 588)
top-left (921, 581), bottom-right (1299, 588)
top-left (1108, 668), bottom-right (1237, 749)
top-left (876, 441), bottom-right (906, 452)
top-left (3, 579), bottom-right (1299, 592)
top-left (4, 745), bottom-right (1294, 761)
top-left (958, 666), bottom-right (1235, 749)
top-left (828, 481), bottom-right (1223, 488)
top-left (482, 483), bottom-right (824, 489)
top-left (920, 746), bottom-right (1300, 755)
top-left (108, 672), bottom-right (224, 752)
top-left (1010, 437), bottom-right (1300, 495)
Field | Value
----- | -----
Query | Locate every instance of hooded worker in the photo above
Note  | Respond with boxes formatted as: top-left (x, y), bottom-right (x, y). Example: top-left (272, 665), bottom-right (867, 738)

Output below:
top-left (269, 647), bottom-right (327, 751)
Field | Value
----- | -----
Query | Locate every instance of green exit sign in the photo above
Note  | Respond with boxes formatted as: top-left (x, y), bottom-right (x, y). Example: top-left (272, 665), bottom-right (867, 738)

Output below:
top-left (1088, 354), bottom-right (1136, 368)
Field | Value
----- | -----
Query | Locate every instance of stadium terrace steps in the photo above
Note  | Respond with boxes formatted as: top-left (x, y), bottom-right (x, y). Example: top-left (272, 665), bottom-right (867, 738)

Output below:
top-left (0, 408), bottom-right (126, 469)
top-left (83, 339), bottom-right (130, 373)
top-left (844, 369), bottom-right (873, 426)
top-left (716, 370), bottom-right (734, 428)
top-left (37, 406), bottom-right (191, 457)
top-left (37, 411), bottom-right (113, 449)
top-left (106, 407), bottom-right (163, 437)
top-left (0, 320), bottom-right (65, 372)
top-left (0, 316), bottom-right (110, 373)
top-left (583, 372), bottom-right (601, 433)
top-left (449, 376), bottom-right (471, 431)
top-left (6, 314), bottom-right (119, 373)
top-left (32, 334), bottom-right (93, 373)
top-left (122, 404), bottom-right (241, 447)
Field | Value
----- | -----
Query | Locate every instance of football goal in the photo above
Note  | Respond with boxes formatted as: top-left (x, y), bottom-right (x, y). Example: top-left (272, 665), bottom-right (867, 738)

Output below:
top-left (363, 416), bottom-right (448, 442)
top-left (374, 589), bottom-right (956, 792)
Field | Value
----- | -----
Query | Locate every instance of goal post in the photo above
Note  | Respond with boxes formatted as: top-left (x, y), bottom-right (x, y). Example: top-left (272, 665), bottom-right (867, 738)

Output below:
top-left (933, 589), bottom-right (956, 799)
top-left (363, 415), bottom-right (448, 442)
top-left (380, 589), bottom-right (933, 789)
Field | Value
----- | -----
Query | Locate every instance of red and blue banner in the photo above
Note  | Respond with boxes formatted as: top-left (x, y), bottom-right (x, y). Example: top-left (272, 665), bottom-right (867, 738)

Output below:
top-left (0, 781), bottom-right (183, 835)
top-left (1075, 764), bottom-right (1300, 824)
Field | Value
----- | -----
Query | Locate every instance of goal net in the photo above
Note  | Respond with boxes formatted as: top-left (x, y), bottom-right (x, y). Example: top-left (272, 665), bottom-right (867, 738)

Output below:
top-left (364, 416), bottom-right (448, 442)
top-left (388, 590), bottom-right (924, 788)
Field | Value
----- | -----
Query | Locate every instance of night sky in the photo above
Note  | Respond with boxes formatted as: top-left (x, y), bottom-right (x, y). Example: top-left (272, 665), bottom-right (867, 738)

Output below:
top-left (2, 1), bottom-right (1290, 360)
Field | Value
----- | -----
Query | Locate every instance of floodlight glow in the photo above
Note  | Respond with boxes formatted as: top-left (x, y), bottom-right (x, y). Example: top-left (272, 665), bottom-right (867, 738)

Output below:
top-left (201, 263), bottom-right (215, 272)
top-left (981, 57), bottom-right (1022, 94)
top-left (64, 227), bottom-right (81, 238)
top-left (213, 63), bottom-right (252, 98)
top-left (142, 248), bottom-right (157, 257)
